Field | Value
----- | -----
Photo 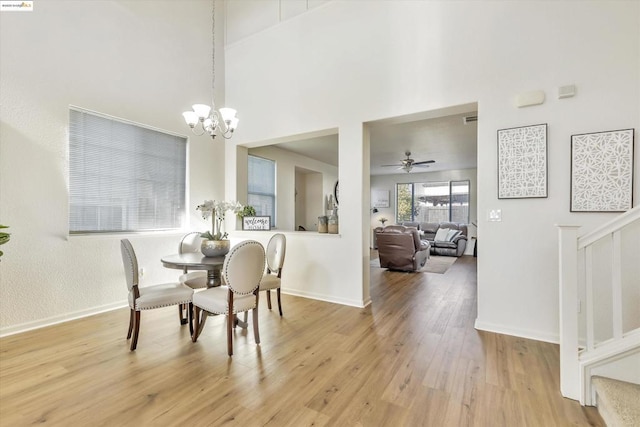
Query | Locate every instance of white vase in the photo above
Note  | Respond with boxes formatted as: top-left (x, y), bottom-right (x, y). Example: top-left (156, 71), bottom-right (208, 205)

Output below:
top-left (201, 239), bottom-right (230, 257)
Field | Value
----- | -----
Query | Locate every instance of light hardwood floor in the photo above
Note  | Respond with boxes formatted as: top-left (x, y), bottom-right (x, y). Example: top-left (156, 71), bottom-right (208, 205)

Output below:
top-left (0, 256), bottom-right (603, 426)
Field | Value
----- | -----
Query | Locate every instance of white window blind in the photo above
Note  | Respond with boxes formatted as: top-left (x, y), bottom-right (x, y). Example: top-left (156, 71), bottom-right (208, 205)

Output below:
top-left (247, 155), bottom-right (275, 226)
top-left (69, 108), bottom-right (187, 233)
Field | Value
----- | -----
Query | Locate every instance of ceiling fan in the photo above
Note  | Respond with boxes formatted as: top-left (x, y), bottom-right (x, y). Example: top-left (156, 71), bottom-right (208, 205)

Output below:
top-left (381, 150), bottom-right (435, 173)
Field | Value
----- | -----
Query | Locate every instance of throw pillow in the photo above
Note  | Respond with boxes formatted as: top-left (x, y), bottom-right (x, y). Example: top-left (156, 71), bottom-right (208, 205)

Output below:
top-left (446, 229), bottom-right (462, 242)
top-left (434, 228), bottom-right (450, 242)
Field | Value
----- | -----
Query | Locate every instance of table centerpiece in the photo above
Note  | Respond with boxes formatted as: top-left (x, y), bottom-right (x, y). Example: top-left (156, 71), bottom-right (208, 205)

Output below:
top-left (197, 200), bottom-right (243, 257)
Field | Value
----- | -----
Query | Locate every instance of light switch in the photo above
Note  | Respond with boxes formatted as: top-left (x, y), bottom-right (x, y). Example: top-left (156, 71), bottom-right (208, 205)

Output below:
top-left (488, 209), bottom-right (502, 222)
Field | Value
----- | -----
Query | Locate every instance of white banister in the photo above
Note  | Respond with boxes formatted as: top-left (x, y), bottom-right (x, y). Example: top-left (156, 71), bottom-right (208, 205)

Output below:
top-left (557, 225), bottom-right (581, 400)
top-left (585, 245), bottom-right (594, 351)
top-left (557, 206), bottom-right (640, 405)
top-left (578, 207), bottom-right (640, 249)
top-left (611, 230), bottom-right (623, 340)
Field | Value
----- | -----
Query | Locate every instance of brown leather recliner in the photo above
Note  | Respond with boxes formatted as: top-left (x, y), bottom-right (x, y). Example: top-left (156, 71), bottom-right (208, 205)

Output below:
top-left (375, 225), bottom-right (430, 271)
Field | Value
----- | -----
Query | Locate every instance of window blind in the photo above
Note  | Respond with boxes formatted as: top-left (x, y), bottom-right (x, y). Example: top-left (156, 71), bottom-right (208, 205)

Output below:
top-left (247, 155), bottom-right (275, 225)
top-left (69, 108), bottom-right (186, 233)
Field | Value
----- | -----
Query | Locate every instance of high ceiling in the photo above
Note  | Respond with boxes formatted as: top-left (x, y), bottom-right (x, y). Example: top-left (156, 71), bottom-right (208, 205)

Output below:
top-left (269, 108), bottom-right (478, 176)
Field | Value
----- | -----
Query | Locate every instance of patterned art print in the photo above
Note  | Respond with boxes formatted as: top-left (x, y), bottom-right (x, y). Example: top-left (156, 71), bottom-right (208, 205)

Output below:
top-left (571, 129), bottom-right (634, 212)
top-left (498, 124), bottom-right (548, 199)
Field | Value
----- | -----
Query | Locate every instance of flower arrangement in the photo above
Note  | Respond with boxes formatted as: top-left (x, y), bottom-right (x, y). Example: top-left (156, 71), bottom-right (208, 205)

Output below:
top-left (379, 217), bottom-right (388, 226)
top-left (197, 200), bottom-right (243, 240)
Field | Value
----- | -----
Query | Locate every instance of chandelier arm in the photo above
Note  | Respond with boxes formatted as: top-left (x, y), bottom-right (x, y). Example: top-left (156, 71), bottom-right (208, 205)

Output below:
top-left (190, 126), bottom-right (206, 137)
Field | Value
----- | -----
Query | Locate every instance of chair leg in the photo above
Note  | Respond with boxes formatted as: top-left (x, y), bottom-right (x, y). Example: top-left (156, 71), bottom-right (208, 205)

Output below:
top-left (188, 303), bottom-right (194, 337)
top-left (192, 306), bottom-right (203, 342)
top-left (253, 290), bottom-right (260, 344)
top-left (266, 290), bottom-right (272, 310)
top-left (227, 292), bottom-right (234, 356)
top-left (178, 304), bottom-right (188, 325)
top-left (252, 307), bottom-right (260, 344)
top-left (127, 309), bottom-right (134, 339)
top-left (277, 288), bottom-right (283, 316)
top-left (130, 310), bottom-right (140, 351)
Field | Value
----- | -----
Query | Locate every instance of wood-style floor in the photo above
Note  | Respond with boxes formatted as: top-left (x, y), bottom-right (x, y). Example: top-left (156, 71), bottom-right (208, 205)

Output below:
top-left (0, 256), bottom-right (603, 426)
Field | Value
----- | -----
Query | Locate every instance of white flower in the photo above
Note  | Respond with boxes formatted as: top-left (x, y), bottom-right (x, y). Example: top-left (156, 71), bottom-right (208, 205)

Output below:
top-left (197, 199), bottom-right (243, 240)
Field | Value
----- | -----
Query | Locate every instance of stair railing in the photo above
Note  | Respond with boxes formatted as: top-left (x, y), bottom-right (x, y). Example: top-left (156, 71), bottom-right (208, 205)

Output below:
top-left (557, 205), bottom-right (640, 404)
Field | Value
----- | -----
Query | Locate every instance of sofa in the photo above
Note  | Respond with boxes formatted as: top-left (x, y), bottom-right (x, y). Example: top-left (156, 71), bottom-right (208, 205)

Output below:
top-left (399, 221), bottom-right (468, 257)
top-left (375, 225), bottom-right (430, 271)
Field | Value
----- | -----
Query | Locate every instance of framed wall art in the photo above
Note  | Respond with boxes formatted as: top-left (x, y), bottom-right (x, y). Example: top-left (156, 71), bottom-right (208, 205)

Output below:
top-left (372, 190), bottom-right (390, 208)
top-left (570, 128), bottom-right (634, 212)
top-left (497, 123), bottom-right (548, 199)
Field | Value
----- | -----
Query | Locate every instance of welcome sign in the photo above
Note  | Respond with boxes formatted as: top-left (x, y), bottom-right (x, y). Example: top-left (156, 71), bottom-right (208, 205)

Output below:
top-left (242, 216), bottom-right (271, 231)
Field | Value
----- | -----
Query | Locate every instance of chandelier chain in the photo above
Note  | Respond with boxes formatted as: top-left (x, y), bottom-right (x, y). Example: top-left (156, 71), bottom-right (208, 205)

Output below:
top-left (181, 0), bottom-right (237, 139)
top-left (211, 0), bottom-right (216, 103)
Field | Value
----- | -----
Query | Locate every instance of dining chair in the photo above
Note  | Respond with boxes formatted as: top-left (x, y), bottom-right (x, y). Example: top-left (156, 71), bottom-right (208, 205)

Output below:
top-left (176, 232), bottom-right (208, 327)
top-left (260, 233), bottom-right (287, 316)
top-left (178, 232), bottom-right (208, 289)
top-left (120, 239), bottom-right (194, 351)
top-left (192, 240), bottom-right (265, 356)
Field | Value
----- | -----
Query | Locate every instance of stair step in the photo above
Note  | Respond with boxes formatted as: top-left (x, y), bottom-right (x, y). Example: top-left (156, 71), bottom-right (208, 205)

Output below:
top-left (593, 376), bottom-right (640, 427)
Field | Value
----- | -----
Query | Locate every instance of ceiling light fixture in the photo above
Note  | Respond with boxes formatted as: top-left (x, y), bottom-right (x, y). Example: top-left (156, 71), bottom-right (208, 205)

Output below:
top-left (182, 0), bottom-right (238, 139)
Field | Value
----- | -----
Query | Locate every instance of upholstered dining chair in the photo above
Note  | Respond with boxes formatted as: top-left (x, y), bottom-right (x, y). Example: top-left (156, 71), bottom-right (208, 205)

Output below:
top-left (178, 232), bottom-right (208, 288)
top-left (192, 240), bottom-right (265, 356)
top-left (176, 232), bottom-right (208, 327)
top-left (259, 233), bottom-right (287, 316)
top-left (120, 239), bottom-right (194, 351)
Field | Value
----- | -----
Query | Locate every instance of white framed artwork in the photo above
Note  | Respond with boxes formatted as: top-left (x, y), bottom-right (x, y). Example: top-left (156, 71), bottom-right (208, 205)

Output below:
top-left (372, 190), bottom-right (390, 208)
top-left (571, 128), bottom-right (634, 212)
top-left (497, 123), bottom-right (548, 199)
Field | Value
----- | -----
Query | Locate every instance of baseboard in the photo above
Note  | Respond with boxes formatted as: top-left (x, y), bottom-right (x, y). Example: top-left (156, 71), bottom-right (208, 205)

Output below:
top-left (282, 289), bottom-right (367, 309)
top-left (474, 319), bottom-right (559, 344)
top-left (0, 301), bottom-right (128, 338)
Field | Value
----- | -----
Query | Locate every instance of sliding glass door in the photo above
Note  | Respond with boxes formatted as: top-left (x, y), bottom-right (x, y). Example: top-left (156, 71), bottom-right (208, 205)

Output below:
top-left (396, 180), bottom-right (469, 224)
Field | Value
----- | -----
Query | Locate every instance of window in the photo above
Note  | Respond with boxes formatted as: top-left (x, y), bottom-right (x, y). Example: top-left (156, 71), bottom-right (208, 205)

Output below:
top-left (248, 155), bottom-right (276, 226)
top-left (396, 180), bottom-right (470, 224)
top-left (69, 108), bottom-right (187, 233)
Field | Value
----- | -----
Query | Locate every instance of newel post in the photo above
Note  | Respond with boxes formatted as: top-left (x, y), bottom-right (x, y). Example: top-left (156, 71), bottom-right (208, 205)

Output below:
top-left (557, 225), bottom-right (581, 401)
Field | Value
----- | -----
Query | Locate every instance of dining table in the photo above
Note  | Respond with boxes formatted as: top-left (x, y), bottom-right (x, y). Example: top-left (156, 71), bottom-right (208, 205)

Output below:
top-left (161, 252), bottom-right (225, 288)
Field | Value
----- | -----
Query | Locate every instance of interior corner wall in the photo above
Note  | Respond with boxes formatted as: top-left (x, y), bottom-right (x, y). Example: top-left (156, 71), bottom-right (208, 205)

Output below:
top-left (0, 1), bottom-right (226, 333)
top-left (224, 1), bottom-right (640, 342)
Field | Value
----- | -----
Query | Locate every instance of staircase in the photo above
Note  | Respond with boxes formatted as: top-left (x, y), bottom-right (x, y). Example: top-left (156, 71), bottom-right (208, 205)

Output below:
top-left (592, 376), bottom-right (640, 426)
top-left (557, 206), bottom-right (640, 424)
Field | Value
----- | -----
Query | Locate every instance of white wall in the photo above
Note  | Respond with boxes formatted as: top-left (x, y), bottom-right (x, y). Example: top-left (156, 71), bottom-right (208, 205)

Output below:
top-left (224, 1), bottom-right (640, 342)
top-left (248, 145), bottom-right (338, 231)
top-left (0, 1), bottom-right (227, 334)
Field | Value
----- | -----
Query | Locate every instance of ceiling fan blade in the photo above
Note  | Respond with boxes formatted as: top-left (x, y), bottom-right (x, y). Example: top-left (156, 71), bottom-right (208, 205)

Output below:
top-left (381, 164), bottom-right (401, 167)
top-left (412, 160), bottom-right (435, 165)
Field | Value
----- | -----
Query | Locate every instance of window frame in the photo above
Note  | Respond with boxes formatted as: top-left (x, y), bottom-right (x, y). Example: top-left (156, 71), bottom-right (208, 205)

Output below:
top-left (68, 106), bottom-right (187, 234)
top-left (395, 179), bottom-right (470, 224)
top-left (247, 154), bottom-right (276, 227)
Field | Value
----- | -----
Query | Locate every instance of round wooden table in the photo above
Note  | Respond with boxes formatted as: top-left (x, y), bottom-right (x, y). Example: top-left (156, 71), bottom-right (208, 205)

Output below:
top-left (161, 252), bottom-right (225, 287)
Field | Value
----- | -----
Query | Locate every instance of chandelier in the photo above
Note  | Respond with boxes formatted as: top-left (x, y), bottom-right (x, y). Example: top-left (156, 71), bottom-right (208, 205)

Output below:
top-left (182, 0), bottom-right (238, 139)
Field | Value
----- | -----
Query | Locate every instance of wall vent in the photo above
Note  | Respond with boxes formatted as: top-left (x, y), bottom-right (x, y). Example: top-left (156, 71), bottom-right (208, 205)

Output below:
top-left (463, 115), bottom-right (478, 124)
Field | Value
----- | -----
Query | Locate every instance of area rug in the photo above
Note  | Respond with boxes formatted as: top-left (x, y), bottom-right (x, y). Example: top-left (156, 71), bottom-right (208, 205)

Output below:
top-left (370, 255), bottom-right (457, 274)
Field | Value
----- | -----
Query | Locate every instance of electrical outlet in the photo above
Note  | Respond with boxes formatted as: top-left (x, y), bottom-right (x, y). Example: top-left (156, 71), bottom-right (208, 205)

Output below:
top-left (139, 267), bottom-right (145, 277)
top-left (577, 299), bottom-right (582, 313)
